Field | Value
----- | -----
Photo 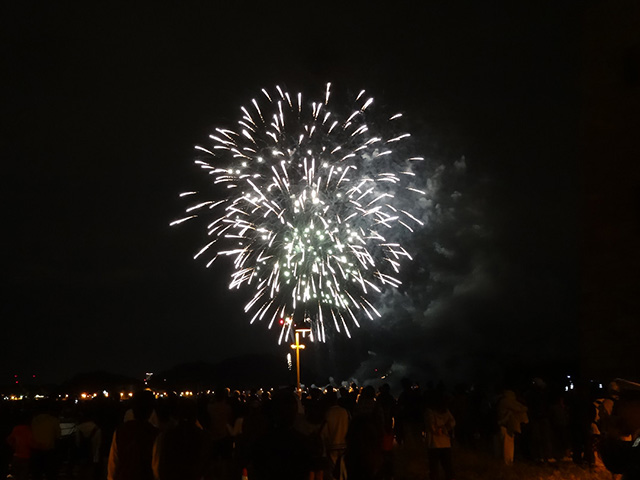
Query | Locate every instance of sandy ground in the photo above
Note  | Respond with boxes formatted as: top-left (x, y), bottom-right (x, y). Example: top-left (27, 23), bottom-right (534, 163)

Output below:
top-left (393, 443), bottom-right (614, 480)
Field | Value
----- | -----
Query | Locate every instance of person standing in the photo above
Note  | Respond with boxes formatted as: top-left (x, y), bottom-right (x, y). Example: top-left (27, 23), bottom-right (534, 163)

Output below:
top-left (497, 389), bottom-right (528, 466)
top-left (321, 389), bottom-right (349, 480)
top-left (425, 394), bottom-right (456, 480)
top-left (377, 383), bottom-right (396, 480)
top-left (30, 402), bottom-right (61, 480)
top-left (396, 378), bottom-right (422, 448)
top-left (599, 379), bottom-right (640, 480)
top-left (75, 412), bottom-right (102, 480)
top-left (569, 383), bottom-right (597, 466)
top-left (526, 378), bottom-right (553, 463)
top-left (6, 411), bottom-right (34, 480)
top-left (108, 391), bottom-right (158, 480)
top-left (347, 386), bottom-right (385, 480)
top-left (207, 389), bottom-right (234, 478)
top-left (152, 398), bottom-right (214, 480)
top-left (251, 388), bottom-right (314, 480)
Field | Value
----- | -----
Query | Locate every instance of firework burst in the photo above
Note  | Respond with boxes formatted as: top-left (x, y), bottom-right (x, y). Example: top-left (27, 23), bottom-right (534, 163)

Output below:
top-left (173, 83), bottom-right (425, 344)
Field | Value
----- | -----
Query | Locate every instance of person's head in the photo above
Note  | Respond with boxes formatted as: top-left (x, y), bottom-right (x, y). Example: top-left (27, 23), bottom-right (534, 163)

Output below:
top-left (379, 383), bottom-right (391, 396)
top-left (401, 378), bottom-right (412, 391)
top-left (532, 377), bottom-right (546, 389)
top-left (324, 388), bottom-right (338, 405)
top-left (431, 392), bottom-right (448, 413)
top-left (360, 385), bottom-right (376, 400)
top-left (502, 389), bottom-right (516, 401)
top-left (175, 398), bottom-right (198, 424)
top-left (271, 388), bottom-right (298, 428)
top-left (132, 390), bottom-right (155, 421)
top-left (310, 387), bottom-right (322, 400)
top-left (215, 388), bottom-right (229, 402)
top-left (612, 389), bottom-right (640, 436)
top-left (607, 381), bottom-right (621, 400)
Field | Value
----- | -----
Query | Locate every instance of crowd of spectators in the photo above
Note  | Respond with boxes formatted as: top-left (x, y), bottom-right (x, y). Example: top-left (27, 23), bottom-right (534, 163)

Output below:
top-left (2, 376), bottom-right (639, 480)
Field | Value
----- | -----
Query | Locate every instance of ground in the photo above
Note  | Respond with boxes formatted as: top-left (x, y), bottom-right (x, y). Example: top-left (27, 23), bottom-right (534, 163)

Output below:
top-left (394, 445), bottom-right (614, 480)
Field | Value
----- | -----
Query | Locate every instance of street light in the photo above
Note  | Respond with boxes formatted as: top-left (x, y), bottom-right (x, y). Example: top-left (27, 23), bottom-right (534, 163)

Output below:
top-left (291, 328), bottom-right (312, 391)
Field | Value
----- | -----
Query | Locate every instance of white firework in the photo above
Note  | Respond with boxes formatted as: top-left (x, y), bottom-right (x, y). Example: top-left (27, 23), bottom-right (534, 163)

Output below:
top-left (173, 83), bottom-right (424, 344)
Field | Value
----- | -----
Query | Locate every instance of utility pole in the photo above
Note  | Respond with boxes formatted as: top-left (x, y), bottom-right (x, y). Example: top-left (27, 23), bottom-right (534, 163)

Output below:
top-left (291, 328), bottom-right (311, 390)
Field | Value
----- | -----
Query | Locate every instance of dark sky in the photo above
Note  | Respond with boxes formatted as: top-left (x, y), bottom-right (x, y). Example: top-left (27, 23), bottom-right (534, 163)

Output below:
top-left (1, 2), bottom-right (603, 386)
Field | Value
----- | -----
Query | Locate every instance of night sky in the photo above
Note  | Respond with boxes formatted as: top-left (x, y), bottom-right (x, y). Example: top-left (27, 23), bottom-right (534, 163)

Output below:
top-left (3, 2), bottom-right (634, 386)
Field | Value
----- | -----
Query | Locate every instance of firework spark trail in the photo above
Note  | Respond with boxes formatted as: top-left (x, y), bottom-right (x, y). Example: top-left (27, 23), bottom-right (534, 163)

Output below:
top-left (174, 83), bottom-right (424, 344)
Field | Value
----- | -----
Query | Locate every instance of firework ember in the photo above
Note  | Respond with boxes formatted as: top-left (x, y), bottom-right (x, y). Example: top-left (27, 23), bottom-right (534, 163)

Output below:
top-left (173, 83), bottom-right (425, 344)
